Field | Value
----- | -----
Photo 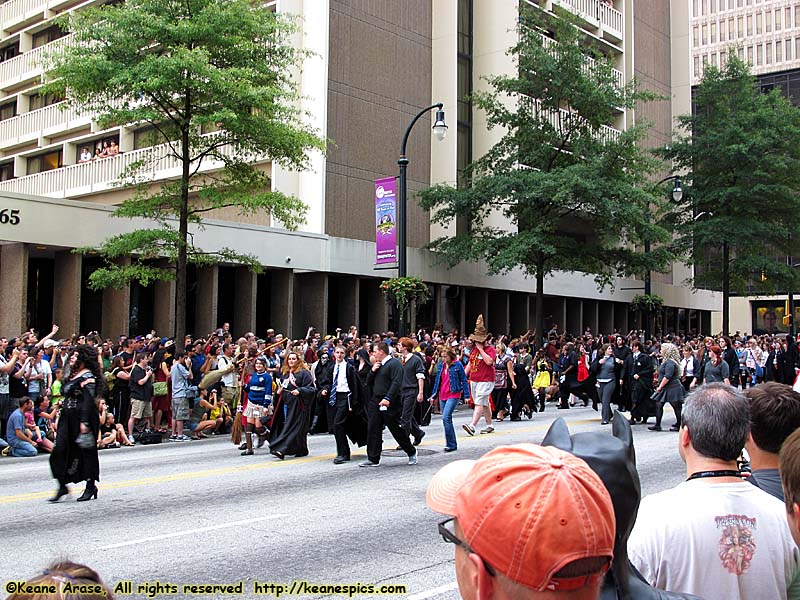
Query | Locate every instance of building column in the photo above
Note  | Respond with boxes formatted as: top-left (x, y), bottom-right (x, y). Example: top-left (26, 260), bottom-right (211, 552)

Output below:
top-left (488, 291), bottom-right (510, 335)
top-left (0, 243), bottom-right (28, 335)
top-left (332, 276), bottom-right (359, 332)
top-left (234, 267), bottom-right (257, 335)
top-left (195, 266), bottom-right (219, 336)
top-left (53, 251), bottom-right (81, 336)
top-left (294, 272), bottom-right (328, 336)
top-left (153, 261), bottom-right (176, 338)
top-left (599, 300), bottom-right (613, 335)
top-left (270, 269), bottom-right (295, 338)
top-left (101, 259), bottom-right (130, 342)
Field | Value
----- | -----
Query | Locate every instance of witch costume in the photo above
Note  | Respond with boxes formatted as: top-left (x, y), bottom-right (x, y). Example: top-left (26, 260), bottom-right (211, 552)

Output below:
top-left (49, 371), bottom-right (100, 500)
top-left (268, 368), bottom-right (315, 458)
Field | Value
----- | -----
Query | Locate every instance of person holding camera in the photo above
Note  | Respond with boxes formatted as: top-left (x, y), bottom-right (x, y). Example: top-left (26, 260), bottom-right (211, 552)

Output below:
top-left (169, 350), bottom-right (194, 442)
top-left (127, 352), bottom-right (154, 442)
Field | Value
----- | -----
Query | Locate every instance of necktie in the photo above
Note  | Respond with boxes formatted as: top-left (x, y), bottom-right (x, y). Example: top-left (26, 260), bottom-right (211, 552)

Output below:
top-left (330, 363), bottom-right (339, 406)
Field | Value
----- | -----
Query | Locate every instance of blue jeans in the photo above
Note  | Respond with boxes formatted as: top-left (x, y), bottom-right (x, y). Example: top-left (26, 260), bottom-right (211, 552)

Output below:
top-left (442, 398), bottom-right (459, 450)
top-left (10, 439), bottom-right (37, 456)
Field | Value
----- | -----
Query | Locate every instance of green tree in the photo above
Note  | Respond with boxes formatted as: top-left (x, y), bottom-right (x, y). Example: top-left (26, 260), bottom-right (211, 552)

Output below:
top-left (44, 0), bottom-right (325, 341)
top-left (419, 9), bottom-right (672, 340)
top-left (664, 55), bottom-right (800, 334)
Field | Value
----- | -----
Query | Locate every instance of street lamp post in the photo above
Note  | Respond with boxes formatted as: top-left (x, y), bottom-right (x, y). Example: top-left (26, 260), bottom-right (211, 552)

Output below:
top-left (643, 176), bottom-right (683, 342)
top-left (396, 102), bottom-right (447, 336)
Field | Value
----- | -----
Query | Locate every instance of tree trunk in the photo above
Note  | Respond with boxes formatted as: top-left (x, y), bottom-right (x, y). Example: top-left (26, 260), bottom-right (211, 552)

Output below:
top-left (534, 254), bottom-right (545, 350)
top-left (722, 240), bottom-right (730, 336)
top-left (174, 105), bottom-right (191, 345)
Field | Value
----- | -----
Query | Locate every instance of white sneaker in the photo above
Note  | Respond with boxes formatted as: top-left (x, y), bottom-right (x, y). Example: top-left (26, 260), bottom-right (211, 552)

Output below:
top-left (408, 452), bottom-right (418, 466)
top-left (463, 424), bottom-right (476, 436)
top-left (480, 426), bottom-right (495, 434)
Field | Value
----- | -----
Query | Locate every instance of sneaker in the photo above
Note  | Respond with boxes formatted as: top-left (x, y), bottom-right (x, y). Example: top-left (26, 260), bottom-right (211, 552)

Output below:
top-left (176, 434), bottom-right (192, 442)
top-left (1, 446), bottom-right (10, 457)
top-left (238, 442), bottom-right (247, 451)
top-left (408, 451), bottom-right (418, 466)
top-left (463, 424), bottom-right (476, 436)
top-left (168, 434), bottom-right (178, 442)
top-left (443, 447), bottom-right (457, 453)
top-left (358, 460), bottom-right (380, 468)
top-left (480, 426), bottom-right (495, 434)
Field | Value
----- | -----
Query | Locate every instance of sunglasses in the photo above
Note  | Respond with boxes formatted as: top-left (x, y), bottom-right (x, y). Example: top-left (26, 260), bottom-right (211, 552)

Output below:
top-left (438, 518), bottom-right (496, 576)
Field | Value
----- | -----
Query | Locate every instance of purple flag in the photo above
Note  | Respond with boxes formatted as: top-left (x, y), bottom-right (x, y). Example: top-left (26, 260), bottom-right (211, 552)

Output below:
top-left (375, 177), bottom-right (397, 265)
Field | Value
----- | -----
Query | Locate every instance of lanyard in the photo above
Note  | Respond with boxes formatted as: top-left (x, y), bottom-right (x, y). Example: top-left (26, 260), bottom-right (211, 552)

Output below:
top-left (686, 470), bottom-right (741, 482)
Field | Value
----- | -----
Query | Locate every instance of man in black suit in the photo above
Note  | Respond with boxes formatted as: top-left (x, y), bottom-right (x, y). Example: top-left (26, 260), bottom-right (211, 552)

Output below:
top-left (360, 342), bottom-right (417, 467)
top-left (325, 345), bottom-right (365, 464)
top-left (627, 339), bottom-right (654, 424)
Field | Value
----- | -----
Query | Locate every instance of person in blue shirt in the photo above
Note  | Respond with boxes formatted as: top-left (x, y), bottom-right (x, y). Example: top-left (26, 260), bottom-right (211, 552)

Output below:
top-left (6, 397), bottom-right (37, 457)
top-left (241, 357), bottom-right (272, 456)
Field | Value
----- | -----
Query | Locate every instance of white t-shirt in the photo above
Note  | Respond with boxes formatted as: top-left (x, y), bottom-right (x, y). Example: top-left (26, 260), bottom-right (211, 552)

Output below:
top-left (0, 354), bottom-right (8, 394)
top-left (217, 354), bottom-right (234, 387)
top-left (629, 480), bottom-right (800, 600)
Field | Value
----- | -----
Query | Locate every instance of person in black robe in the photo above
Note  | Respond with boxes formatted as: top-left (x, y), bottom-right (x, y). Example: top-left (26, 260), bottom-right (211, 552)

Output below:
top-left (49, 345), bottom-right (105, 502)
top-left (268, 351), bottom-right (315, 459)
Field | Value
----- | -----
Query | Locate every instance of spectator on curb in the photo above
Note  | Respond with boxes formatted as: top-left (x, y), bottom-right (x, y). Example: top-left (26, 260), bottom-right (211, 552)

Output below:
top-left (5, 397), bottom-right (38, 456)
top-left (426, 443), bottom-right (615, 599)
top-left (127, 352), bottom-right (153, 440)
top-left (169, 350), bottom-right (193, 442)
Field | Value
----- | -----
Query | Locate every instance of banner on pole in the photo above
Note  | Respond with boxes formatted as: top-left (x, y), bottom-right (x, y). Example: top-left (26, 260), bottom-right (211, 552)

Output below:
top-left (375, 177), bottom-right (397, 265)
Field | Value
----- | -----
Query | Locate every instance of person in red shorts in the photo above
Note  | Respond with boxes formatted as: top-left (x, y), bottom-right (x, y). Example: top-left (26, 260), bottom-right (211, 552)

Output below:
top-left (463, 315), bottom-right (496, 436)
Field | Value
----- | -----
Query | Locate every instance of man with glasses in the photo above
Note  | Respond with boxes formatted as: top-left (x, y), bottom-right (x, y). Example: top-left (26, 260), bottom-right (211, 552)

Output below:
top-left (426, 443), bottom-right (615, 599)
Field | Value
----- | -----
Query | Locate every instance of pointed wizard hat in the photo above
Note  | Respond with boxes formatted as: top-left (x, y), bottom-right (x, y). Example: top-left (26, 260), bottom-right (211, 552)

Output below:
top-left (469, 314), bottom-right (489, 343)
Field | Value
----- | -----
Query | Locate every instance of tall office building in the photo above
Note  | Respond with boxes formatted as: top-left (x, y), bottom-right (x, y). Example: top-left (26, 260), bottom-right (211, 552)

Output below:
top-left (0, 0), bottom-right (717, 340)
top-left (674, 0), bottom-right (800, 334)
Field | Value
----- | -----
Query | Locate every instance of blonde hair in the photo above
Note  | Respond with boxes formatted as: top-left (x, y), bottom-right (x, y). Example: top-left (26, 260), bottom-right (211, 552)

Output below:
top-left (281, 351), bottom-right (307, 375)
top-left (7, 561), bottom-right (114, 600)
top-left (661, 342), bottom-right (681, 366)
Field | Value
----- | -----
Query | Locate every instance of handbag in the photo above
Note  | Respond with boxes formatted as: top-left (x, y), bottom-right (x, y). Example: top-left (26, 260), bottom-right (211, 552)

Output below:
top-left (494, 367), bottom-right (507, 388)
top-left (152, 381), bottom-right (168, 396)
top-left (650, 389), bottom-right (665, 404)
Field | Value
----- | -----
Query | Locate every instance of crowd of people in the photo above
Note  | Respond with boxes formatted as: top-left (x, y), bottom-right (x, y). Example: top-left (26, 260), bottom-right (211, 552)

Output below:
top-left (4, 316), bottom-right (800, 598)
top-left (78, 139), bottom-right (120, 163)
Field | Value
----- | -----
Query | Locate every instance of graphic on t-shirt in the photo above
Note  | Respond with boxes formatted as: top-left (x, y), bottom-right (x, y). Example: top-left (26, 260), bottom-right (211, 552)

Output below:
top-left (716, 514), bottom-right (757, 575)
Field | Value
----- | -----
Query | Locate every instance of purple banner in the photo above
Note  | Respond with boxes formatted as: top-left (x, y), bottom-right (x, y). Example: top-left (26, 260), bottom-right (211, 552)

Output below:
top-left (375, 177), bottom-right (397, 265)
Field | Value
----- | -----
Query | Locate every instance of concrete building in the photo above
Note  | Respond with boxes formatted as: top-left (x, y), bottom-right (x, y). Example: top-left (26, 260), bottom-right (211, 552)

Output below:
top-left (675, 0), bottom-right (800, 335)
top-left (0, 0), bottom-right (718, 341)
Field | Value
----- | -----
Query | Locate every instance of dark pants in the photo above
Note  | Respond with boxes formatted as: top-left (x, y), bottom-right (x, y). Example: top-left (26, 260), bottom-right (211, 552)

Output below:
top-left (366, 402), bottom-right (415, 464)
top-left (399, 390), bottom-right (424, 439)
top-left (655, 400), bottom-right (682, 428)
top-left (333, 393), bottom-right (352, 457)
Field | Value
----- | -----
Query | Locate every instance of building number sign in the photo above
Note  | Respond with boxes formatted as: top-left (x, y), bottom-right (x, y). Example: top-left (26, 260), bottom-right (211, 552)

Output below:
top-left (0, 209), bottom-right (20, 225)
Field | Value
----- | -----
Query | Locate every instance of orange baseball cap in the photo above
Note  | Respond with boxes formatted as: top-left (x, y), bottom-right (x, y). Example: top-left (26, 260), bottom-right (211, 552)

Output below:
top-left (426, 444), bottom-right (615, 592)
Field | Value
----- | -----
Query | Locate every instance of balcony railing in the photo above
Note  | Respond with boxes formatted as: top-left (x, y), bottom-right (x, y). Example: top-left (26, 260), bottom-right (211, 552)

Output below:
top-left (0, 34), bottom-right (72, 91)
top-left (0, 0), bottom-right (43, 33)
top-left (520, 95), bottom-right (621, 143)
top-left (0, 101), bottom-right (92, 150)
top-left (0, 137), bottom-right (252, 198)
top-left (531, 0), bottom-right (623, 42)
top-left (539, 33), bottom-right (624, 90)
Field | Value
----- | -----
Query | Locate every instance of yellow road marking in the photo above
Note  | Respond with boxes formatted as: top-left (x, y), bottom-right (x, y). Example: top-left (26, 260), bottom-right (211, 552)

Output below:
top-left (0, 417), bottom-right (597, 504)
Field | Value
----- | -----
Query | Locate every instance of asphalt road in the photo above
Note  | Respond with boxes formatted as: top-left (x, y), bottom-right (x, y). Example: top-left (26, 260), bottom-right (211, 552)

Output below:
top-left (0, 403), bottom-right (685, 600)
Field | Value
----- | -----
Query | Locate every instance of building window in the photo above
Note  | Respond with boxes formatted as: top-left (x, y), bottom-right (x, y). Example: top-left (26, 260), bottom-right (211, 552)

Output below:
top-left (747, 45), bottom-right (754, 64)
top-left (28, 92), bottom-right (62, 111)
top-left (766, 11), bottom-right (772, 33)
top-left (747, 15), bottom-right (753, 36)
top-left (0, 41), bottom-right (19, 62)
top-left (31, 24), bottom-right (67, 49)
top-left (133, 125), bottom-right (163, 150)
top-left (756, 13), bottom-right (762, 34)
top-left (457, 0), bottom-right (472, 235)
top-left (0, 163), bottom-right (13, 182)
top-left (786, 39), bottom-right (792, 61)
top-left (0, 100), bottom-right (16, 121)
top-left (27, 149), bottom-right (62, 175)
top-left (776, 41), bottom-right (783, 62)
top-left (757, 44), bottom-right (763, 65)
top-left (786, 7), bottom-right (792, 29)
top-left (776, 9), bottom-right (782, 31)
top-left (766, 42), bottom-right (773, 64)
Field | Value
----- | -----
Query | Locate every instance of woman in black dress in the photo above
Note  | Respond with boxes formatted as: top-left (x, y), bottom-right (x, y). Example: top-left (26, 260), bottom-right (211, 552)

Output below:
top-left (49, 345), bottom-right (104, 502)
top-left (268, 351), bottom-right (315, 460)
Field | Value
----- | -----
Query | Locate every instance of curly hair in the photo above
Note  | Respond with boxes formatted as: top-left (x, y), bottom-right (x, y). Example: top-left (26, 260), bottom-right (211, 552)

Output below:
top-left (70, 345), bottom-right (106, 397)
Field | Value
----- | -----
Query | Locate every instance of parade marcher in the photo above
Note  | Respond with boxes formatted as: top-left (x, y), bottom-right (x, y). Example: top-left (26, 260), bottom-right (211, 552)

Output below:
top-left (429, 347), bottom-right (468, 453)
top-left (700, 345), bottom-right (730, 385)
top-left (310, 348), bottom-right (332, 435)
top-left (509, 344), bottom-right (534, 420)
top-left (531, 348), bottom-right (552, 413)
top-left (426, 443), bottom-right (615, 600)
top-left (630, 383), bottom-right (800, 600)
top-left (744, 382), bottom-right (800, 502)
top-left (557, 342), bottom-right (578, 410)
top-left (491, 342), bottom-right (514, 421)
top-left (327, 345), bottom-right (366, 464)
top-left (627, 340), bottom-right (654, 425)
top-left (719, 336), bottom-right (740, 384)
top-left (268, 351), bottom-right (314, 460)
top-left (49, 345), bottom-right (104, 502)
top-left (361, 342), bottom-right (417, 467)
top-left (397, 337), bottom-right (426, 446)
top-left (612, 336), bottom-right (630, 412)
top-left (649, 342), bottom-right (684, 432)
top-left (678, 344), bottom-right (699, 398)
top-left (594, 344), bottom-right (617, 425)
top-left (463, 315), bottom-right (496, 435)
top-left (240, 357), bottom-right (272, 456)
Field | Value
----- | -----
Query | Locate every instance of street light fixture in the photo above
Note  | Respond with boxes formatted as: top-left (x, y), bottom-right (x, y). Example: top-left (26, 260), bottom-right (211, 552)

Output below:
top-left (396, 102), bottom-right (447, 336)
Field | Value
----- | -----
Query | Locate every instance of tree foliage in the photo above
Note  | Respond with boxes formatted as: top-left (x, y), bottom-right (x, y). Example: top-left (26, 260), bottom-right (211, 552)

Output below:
top-left (419, 8), bottom-right (672, 338)
top-left (664, 55), bottom-right (800, 332)
top-left (44, 0), bottom-right (325, 338)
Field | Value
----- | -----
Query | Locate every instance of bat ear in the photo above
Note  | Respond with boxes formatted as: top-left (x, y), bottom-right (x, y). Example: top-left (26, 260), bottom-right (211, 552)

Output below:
top-left (612, 410), bottom-right (635, 462)
top-left (542, 418), bottom-right (572, 451)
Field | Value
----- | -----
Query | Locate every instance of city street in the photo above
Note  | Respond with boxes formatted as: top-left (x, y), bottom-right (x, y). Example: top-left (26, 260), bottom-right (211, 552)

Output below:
top-left (0, 404), bottom-right (686, 600)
